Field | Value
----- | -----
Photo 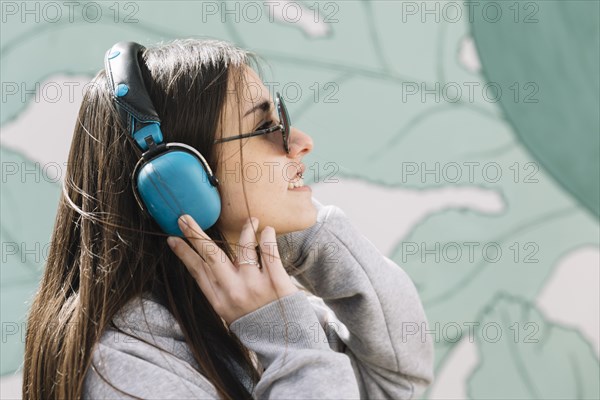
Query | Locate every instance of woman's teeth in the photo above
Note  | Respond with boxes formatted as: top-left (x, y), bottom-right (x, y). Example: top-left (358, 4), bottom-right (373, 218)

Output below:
top-left (288, 177), bottom-right (305, 189)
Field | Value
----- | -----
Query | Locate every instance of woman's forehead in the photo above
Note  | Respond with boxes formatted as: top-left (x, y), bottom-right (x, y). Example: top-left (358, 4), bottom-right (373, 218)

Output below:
top-left (234, 66), bottom-right (272, 105)
top-left (219, 67), bottom-right (272, 135)
top-left (230, 68), bottom-right (272, 109)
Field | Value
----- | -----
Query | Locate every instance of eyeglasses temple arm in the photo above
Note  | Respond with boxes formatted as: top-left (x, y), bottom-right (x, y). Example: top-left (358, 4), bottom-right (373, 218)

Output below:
top-left (213, 124), bottom-right (282, 144)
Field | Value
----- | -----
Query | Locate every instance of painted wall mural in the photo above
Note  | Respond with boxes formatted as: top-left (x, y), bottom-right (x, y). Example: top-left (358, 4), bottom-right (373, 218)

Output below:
top-left (1, 1), bottom-right (598, 398)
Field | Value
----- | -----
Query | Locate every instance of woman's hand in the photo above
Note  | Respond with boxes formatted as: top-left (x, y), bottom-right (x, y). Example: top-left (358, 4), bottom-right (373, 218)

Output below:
top-left (166, 215), bottom-right (299, 326)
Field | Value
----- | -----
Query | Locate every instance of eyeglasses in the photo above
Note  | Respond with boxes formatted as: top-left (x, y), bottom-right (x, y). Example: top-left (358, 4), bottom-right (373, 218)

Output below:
top-left (213, 92), bottom-right (291, 154)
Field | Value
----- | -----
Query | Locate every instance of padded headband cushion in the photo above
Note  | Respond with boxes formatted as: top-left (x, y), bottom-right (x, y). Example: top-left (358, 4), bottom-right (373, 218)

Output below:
top-left (104, 41), bottom-right (161, 125)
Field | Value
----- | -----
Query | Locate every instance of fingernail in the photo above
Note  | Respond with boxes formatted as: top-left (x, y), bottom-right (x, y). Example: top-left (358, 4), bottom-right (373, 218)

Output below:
top-left (167, 236), bottom-right (177, 248)
top-left (178, 215), bottom-right (189, 230)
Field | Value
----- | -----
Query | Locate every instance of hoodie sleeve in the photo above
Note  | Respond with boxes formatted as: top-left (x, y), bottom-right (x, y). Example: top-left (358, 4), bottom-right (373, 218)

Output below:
top-left (274, 197), bottom-right (435, 399)
top-left (228, 290), bottom-right (361, 399)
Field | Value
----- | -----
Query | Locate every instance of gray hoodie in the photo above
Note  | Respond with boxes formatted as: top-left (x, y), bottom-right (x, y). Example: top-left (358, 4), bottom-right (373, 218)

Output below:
top-left (83, 198), bottom-right (434, 399)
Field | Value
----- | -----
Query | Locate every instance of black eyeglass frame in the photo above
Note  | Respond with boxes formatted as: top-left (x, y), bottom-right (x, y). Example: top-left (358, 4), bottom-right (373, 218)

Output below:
top-left (213, 92), bottom-right (291, 154)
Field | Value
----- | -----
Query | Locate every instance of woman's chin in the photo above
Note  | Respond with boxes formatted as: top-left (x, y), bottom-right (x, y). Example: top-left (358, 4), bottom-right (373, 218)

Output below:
top-left (278, 204), bottom-right (318, 235)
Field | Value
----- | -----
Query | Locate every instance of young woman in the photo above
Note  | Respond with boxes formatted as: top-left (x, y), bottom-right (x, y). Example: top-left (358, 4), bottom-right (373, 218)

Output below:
top-left (22, 38), bottom-right (434, 399)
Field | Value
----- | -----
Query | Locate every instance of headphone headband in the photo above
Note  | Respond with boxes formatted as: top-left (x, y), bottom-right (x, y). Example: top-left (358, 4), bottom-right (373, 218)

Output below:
top-left (104, 41), bottom-right (163, 151)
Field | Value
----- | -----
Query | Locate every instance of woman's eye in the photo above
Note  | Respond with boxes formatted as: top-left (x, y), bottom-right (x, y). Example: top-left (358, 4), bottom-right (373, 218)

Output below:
top-left (256, 120), bottom-right (273, 131)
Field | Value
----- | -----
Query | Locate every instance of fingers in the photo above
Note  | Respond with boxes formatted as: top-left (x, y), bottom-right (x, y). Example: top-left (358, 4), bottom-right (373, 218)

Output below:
top-left (167, 236), bottom-right (219, 303)
top-left (236, 217), bottom-right (260, 274)
top-left (178, 214), bottom-right (236, 281)
top-left (258, 226), bottom-right (294, 290)
top-left (169, 217), bottom-right (298, 325)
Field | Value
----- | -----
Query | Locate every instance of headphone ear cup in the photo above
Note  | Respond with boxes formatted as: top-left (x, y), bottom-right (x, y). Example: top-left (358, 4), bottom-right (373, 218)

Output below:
top-left (135, 149), bottom-right (221, 236)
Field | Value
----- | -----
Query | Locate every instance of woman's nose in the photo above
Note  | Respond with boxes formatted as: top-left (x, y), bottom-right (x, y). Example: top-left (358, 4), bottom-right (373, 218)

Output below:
top-left (287, 127), bottom-right (313, 158)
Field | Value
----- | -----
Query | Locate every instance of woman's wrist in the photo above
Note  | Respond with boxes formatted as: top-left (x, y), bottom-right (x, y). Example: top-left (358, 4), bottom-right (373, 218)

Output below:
top-left (228, 290), bottom-right (331, 367)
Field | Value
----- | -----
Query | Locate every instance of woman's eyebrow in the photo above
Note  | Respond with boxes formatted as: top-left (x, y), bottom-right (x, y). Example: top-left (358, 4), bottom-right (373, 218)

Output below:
top-left (244, 99), bottom-right (271, 118)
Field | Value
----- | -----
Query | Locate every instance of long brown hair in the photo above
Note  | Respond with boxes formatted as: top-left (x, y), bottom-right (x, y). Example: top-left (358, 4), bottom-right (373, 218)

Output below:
top-left (22, 38), bottom-right (291, 400)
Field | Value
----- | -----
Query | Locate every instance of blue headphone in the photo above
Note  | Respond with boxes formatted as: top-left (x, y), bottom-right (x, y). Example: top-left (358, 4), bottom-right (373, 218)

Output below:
top-left (104, 41), bottom-right (221, 236)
